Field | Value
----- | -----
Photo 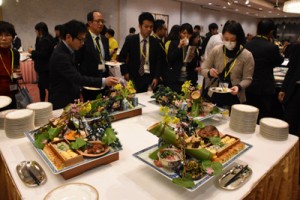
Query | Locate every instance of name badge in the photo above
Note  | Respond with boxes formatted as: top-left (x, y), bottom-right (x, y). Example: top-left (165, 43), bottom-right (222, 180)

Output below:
top-left (10, 83), bottom-right (17, 91)
top-left (181, 66), bottom-right (186, 72)
top-left (98, 64), bottom-right (105, 71)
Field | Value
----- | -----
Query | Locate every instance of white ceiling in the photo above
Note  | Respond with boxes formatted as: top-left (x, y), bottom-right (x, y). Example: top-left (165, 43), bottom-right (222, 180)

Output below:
top-left (176, 0), bottom-right (300, 18)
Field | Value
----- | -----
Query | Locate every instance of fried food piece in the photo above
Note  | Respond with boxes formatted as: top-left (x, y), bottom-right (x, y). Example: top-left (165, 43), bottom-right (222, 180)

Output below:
top-left (196, 125), bottom-right (220, 138)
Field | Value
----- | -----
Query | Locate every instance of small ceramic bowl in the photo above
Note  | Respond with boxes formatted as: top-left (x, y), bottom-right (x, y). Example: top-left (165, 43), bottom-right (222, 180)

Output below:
top-left (157, 148), bottom-right (182, 170)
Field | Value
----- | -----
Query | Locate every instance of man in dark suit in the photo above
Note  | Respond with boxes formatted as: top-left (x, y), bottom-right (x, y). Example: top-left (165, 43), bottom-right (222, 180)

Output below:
top-left (49, 20), bottom-right (118, 110)
top-left (119, 12), bottom-right (164, 93)
top-left (77, 11), bottom-right (111, 101)
top-left (245, 19), bottom-right (283, 121)
top-left (278, 44), bottom-right (300, 137)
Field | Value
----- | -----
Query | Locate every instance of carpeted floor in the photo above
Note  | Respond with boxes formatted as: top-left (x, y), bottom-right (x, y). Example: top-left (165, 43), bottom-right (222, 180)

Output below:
top-left (26, 83), bottom-right (47, 103)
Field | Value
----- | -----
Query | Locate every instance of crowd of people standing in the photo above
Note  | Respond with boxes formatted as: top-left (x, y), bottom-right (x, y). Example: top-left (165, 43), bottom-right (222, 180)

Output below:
top-left (0, 11), bottom-right (299, 137)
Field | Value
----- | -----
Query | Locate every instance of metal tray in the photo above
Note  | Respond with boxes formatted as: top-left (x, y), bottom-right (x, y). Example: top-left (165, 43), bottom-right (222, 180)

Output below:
top-left (16, 160), bottom-right (47, 187)
top-left (218, 164), bottom-right (252, 190)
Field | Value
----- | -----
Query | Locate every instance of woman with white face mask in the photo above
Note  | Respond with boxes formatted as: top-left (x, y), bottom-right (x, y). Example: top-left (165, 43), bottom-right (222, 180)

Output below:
top-left (201, 20), bottom-right (254, 108)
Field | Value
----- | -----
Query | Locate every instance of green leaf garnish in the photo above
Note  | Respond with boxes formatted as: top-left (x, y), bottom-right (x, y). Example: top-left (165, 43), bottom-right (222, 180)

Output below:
top-left (209, 136), bottom-right (221, 145)
top-left (102, 128), bottom-right (117, 145)
top-left (211, 106), bottom-right (220, 114)
top-left (34, 132), bottom-right (49, 149)
top-left (202, 160), bottom-right (222, 175)
top-left (149, 144), bottom-right (169, 160)
top-left (48, 125), bottom-right (64, 140)
top-left (69, 138), bottom-right (87, 149)
top-left (172, 177), bottom-right (195, 188)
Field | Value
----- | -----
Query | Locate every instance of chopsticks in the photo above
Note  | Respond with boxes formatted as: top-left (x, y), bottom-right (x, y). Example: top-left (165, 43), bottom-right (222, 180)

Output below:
top-left (224, 165), bottom-right (248, 187)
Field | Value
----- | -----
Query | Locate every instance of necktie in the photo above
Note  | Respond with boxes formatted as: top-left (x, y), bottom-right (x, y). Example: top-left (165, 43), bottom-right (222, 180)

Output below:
top-left (139, 39), bottom-right (147, 76)
top-left (95, 36), bottom-right (103, 64)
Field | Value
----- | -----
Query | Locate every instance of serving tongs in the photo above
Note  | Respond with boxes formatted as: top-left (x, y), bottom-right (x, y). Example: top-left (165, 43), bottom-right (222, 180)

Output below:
top-left (224, 165), bottom-right (248, 187)
top-left (16, 160), bottom-right (47, 187)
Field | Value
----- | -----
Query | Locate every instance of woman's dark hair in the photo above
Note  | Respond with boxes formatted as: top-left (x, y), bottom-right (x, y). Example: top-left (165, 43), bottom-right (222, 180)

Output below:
top-left (180, 23), bottom-right (193, 35)
top-left (107, 28), bottom-right (115, 37)
top-left (222, 20), bottom-right (246, 47)
top-left (166, 24), bottom-right (180, 41)
top-left (61, 20), bottom-right (87, 40)
top-left (35, 22), bottom-right (49, 36)
top-left (0, 21), bottom-right (16, 37)
top-left (257, 19), bottom-right (275, 36)
top-left (189, 32), bottom-right (200, 45)
top-left (138, 12), bottom-right (154, 25)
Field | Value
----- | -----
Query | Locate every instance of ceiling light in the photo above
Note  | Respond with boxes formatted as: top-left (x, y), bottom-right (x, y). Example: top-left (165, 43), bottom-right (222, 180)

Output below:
top-left (208, 2), bottom-right (212, 5)
top-left (223, 6), bottom-right (227, 8)
top-left (0, 0), bottom-right (2, 6)
top-left (268, 11), bottom-right (272, 13)
top-left (247, 4), bottom-right (251, 7)
top-left (235, 8), bottom-right (239, 11)
top-left (259, 8), bottom-right (263, 10)
top-left (234, 0), bottom-right (238, 3)
top-left (245, 0), bottom-right (250, 5)
top-left (283, 0), bottom-right (300, 14)
top-left (227, 1), bottom-right (232, 6)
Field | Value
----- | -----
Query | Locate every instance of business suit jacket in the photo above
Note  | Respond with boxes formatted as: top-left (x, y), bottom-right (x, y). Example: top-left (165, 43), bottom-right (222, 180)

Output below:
top-left (282, 44), bottom-right (300, 105)
top-left (49, 42), bottom-right (102, 109)
top-left (77, 32), bottom-right (110, 78)
top-left (119, 34), bottom-right (163, 81)
top-left (31, 35), bottom-right (54, 73)
top-left (245, 37), bottom-right (283, 95)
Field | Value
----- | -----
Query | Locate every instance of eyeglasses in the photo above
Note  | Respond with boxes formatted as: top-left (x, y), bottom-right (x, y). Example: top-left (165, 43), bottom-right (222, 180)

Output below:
top-left (93, 19), bottom-right (105, 24)
top-left (75, 37), bottom-right (86, 43)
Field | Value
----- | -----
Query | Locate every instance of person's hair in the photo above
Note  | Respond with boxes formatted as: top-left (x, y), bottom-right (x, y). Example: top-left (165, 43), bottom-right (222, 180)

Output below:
top-left (61, 20), bottom-right (87, 40)
top-left (138, 12), bottom-right (154, 25)
top-left (35, 22), bottom-right (49, 36)
top-left (87, 10), bottom-right (100, 22)
top-left (180, 23), bottom-right (193, 35)
top-left (101, 25), bottom-right (107, 35)
top-left (208, 23), bottom-right (218, 32)
top-left (154, 19), bottom-right (165, 33)
top-left (166, 24), bottom-right (180, 41)
top-left (222, 20), bottom-right (246, 47)
top-left (257, 19), bottom-right (275, 36)
top-left (0, 21), bottom-right (16, 37)
top-left (129, 27), bottom-right (135, 34)
top-left (107, 28), bottom-right (115, 37)
top-left (190, 32), bottom-right (200, 45)
top-left (194, 25), bottom-right (200, 30)
top-left (54, 24), bottom-right (62, 31)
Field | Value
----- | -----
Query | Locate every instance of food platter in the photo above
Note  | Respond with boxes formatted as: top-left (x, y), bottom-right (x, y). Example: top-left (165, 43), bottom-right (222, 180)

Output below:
top-left (209, 87), bottom-right (232, 94)
top-left (133, 141), bottom-right (252, 192)
top-left (24, 129), bottom-right (122, 178)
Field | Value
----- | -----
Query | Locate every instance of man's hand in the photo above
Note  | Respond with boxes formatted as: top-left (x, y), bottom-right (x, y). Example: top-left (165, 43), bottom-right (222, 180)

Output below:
top-left (151, 78), bottom-right (158, 89)
top-left (104, 76), bottom-right (119, 86)
top-left (278, 91), bottom-right (285, 102)
top-left (209, 68), bottom-right (219, 78)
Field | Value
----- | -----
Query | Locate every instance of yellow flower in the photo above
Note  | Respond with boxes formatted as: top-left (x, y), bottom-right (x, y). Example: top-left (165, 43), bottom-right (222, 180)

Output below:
top-left (181, 80), bottom-right (191, 96)
top-left (129, 88), bottom-right (136, 94)
top-left (196, 84), bottom-right (202, 90)
top-left (160, 106), bottom-right (170, 114)
top-left (163, 115), bottom-right (171, 124)
top-left (171, 117), bottom-right (180, 124)
top-left (114, 83), bottom-right (122, 91)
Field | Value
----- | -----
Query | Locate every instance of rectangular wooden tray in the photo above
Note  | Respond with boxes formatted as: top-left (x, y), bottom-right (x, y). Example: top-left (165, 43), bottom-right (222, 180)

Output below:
top-left (111, 107), bottom-right (142, 122)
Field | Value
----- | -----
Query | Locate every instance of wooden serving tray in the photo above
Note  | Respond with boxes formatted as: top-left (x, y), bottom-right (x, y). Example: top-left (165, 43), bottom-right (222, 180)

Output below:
top-left (111, 107), bottom-right (142, 122)
top-left (60, 151), bottom-right (119, 179)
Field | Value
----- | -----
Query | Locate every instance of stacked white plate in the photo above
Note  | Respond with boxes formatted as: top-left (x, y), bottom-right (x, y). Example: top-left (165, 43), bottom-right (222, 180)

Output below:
top-left (4, 109), bottom-right (34, 138)
top-left (260, 118), bottom-right (289, 141)
top-left (229, 104), bottom-right (259, 133)
top-left (0, 109), bottom-right (16, 129)
top-left (27, 102), bottom-right (53, 127)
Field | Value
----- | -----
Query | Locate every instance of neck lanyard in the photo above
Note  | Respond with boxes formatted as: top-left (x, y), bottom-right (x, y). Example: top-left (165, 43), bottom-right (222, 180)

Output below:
top-left (90, 31), bottom-right (103, 61)
top-left (0, 48), bottom-right (14, 81)
top-left (256, 35), bottom-right (269, 41)
top-left (223, 46), bottom-right (237, 79)
top-left (153, 34), bottom-right (166, 53)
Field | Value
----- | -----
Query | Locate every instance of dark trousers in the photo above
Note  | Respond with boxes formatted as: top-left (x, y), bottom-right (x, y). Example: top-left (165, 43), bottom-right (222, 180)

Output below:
top-left (246, 93), bottom-right (278, 123)
top-left (283, 85), bottom-right (300, 137)
top-left (133, 73), bottom-right (152, 93)
top-left (82, 88), bottom-right (106, 102)
top-left (37, 72), bottom-right (49, 102)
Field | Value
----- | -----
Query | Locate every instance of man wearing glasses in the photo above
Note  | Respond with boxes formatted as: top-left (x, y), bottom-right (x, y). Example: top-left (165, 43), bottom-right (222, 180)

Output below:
top-left (49, 20), bottom-right (118, 110)
top-left (77, 10), bottom-right (111, 101)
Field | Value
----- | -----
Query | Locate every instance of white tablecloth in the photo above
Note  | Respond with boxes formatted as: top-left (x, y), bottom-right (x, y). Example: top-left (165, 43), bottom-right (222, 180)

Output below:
top-left (0, 93), bottom-right (298, 200)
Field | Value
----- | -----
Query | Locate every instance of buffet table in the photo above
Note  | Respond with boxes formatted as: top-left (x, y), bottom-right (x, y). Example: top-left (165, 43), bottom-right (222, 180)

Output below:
top-left (19, 60), bottom-right (37, 83)
top-left (0, 93), bottom-right (298, 200)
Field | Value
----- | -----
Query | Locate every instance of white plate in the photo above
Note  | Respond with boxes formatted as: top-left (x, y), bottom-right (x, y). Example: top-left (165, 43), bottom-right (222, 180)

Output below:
top-left (44, 183), bottom-right (99, 200)
top-left (27, 102), bottom-right (52, 110)
top-left (105, 61), bottom-right (123, 67)
top-left (0, 96), bottom-right (12, 109)
top-left (83, 86), bottom-right (102, 91)
top-left (209, 87), bottom-right (232, 94)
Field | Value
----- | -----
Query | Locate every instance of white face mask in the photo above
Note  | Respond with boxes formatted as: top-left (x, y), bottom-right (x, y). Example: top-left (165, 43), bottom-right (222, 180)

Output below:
top-left (224, 41), bottom-right (236, 50)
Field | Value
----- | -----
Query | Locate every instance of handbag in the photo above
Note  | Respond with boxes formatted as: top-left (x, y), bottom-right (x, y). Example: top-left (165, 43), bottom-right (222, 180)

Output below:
top-left (15, 79), bottom-right (33, 109)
